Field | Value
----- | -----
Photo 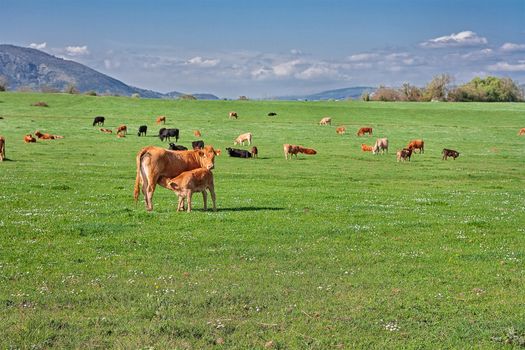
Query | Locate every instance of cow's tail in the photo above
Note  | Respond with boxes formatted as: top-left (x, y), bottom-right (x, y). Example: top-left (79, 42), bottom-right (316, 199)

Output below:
top-left (134, 148), bottom-right (149, 203)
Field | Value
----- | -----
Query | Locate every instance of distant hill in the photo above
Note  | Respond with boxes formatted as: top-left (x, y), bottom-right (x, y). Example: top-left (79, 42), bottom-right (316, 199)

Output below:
top-left (163, 91), bottom-right (220, 100)
top-left (275, 86), bottom-right (376, 101)
top-left (0, 44), bottom-right (219, 99)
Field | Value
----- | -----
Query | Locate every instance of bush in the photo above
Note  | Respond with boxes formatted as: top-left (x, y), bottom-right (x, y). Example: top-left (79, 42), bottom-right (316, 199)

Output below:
top-left (65, 84), bottom-right (79, 94)
top-left (179, 94), bottom-right (196, 100)
top-left (0, 76), bottom-right (7, 91)
top-left (370, 87), bottom-right (404, 101)
top-left (85, 90), bottom-right (97, 96)
top-left (449, 76), bottom-right (524, 102)
top-left (31, 101), bottom-right (49, 107)
top-left (131, 93), bottom-right (140, 99)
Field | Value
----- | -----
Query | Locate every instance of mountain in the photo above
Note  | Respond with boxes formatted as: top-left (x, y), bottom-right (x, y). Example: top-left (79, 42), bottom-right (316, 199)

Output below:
top-left (275, 86), bottom-right (376, 101)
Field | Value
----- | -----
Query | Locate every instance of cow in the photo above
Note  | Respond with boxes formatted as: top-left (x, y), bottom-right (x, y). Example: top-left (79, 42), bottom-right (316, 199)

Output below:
top-left (134, 145), bottom-right (219, 211)
top-left (117, 133), bottom-right (126, 138)
top-left (167, 168), bottom-right (216, 212)
top-left (251, 146), bottom-right (258, 158)
top-left (319, 117), bottom-right (331, 126)
top-left (229, 112), bottom-right (238, 119)
top-left (357, 127), bottom-right (373, 136)
top-left (396, 148), bottom-right (413, 162)
top-left (519, 128), bottom-right (525, 136)
top-left (24, 134), bottom-right (36, 143)
top-left (93, 116), bottom-right (105, 126)
top-left (407, 139), bottom-right (424, 153)
top-left (442, 148), bottom-right (460, 160)
top-left (168, 143), bottom-right (188, 151)
top-left (100, 128), bottom-right (113, 134)
top-left (194, 130), bottom-right (202, 137)
top-left (372, 138), bottom-right (388, 154)
top-left (268, 112), bottom-right (277, 116)
top-left (192, 140), bottom-right (205, 150)
top-left (283, 144), bottom-right (317, 159)
top-left (226, 147), bottom-right (251, 158)
top-left (159, 128), bottom-right (179, 142)
top-left (336, 126), bottom-right (346, 135)
top-left (361, 144), bottom-right (373, 152)
top-left (0, 136), bottom-right (5, 161)
top-left (137, 125), bottom-right (147, 137)
top-left (234, 132), bottom-right (252, 146)
top-left (116, 125), bottom-right (127, 135)
top-left (156, 116), bottom-right (166, 125)
top-left (35, 131), bottom-right (64, 139)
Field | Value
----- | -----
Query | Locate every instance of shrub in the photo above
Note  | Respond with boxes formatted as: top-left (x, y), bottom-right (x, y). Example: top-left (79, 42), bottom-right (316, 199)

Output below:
top-left (370, 87), bottom-right (404, 101)
top-left (85, 90), bottom-right (97, 96)
top-left (65, 84), bottom-right (79, 94)
top-left (179, 94), bottom-right (196, 100)
top-left (0, 76), bottom-right (7, 91)
top-left (131, 93), bottom-right (140, 99)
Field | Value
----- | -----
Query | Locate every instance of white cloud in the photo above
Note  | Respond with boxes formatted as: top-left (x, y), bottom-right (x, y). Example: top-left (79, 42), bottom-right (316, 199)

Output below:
top-left (295, 64), bottom-right (340, 80)
top-left (348, 53), bottom-right (379, 62)
top-left (104, 59), bottom-right (121, 70)
top-left (272, 60), bottom-right (301, 77)
top-left (500, 42), bottom-right (525, 52)
top-left (461, 48), bottom-right (493, 60)
top-left (65, 45), bottom-right (89, 56)
top-left (420, 31), bottom-right (488, 48)
top-left (186, 56), bottom-right (220, 67)
top-left (487, 61), bottom-right (525, 72)
top-left (29, 42), bottom-right (46, 50)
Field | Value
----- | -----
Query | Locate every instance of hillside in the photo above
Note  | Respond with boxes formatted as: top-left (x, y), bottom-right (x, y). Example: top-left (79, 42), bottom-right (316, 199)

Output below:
top-left (275, 86), bottom-right (376, 101)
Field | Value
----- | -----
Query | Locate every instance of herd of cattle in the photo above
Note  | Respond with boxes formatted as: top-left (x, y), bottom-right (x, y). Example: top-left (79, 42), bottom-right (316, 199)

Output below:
top-left (1, 110), bottom-right (524, 213)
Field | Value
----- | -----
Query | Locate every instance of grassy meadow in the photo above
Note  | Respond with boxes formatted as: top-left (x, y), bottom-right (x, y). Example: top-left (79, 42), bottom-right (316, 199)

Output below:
top-left (0, 92), bottom-right (524, 349)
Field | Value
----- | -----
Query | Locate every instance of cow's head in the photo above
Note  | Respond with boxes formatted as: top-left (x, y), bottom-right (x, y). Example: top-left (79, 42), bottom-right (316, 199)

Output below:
top-left (198, 145), bottom-right (219, 170)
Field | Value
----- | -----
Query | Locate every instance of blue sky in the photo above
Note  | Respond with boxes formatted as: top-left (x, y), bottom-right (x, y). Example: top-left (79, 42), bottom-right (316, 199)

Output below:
top-left (1, 0), bottom-right (524, 97)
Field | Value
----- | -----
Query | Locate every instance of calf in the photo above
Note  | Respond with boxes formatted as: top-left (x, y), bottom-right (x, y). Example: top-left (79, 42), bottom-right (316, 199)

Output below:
top-left (116, 125), bottom-right (127, 135)
top-left (24, 134), bottom-right (36, 143)
top-left (251, 146), bottom-right (258, 158)
top-left (159, 128), bottom-right (179, 142)
top-left (519, 128), bottom-right (525, 136)
top-left (396, 148), bottom-right (412, 162)
top-left (229, 111), bottom-right (238, 119)
top-left (283, 144), bottom-right (317, 159)
top-left (361, 144), bottom-right (373, 152)
top-left (357, 127), bottom-right (373, 136)
top-left (407, 139), bottom-right (424, 153)
top-left (372, 138), bottom-right (388, 154)
top-left (169, 143), bottom-right (188, 151)
top-left (93, 116), bottom-right (105, 126)
top-left (0, 136), bottom-right (5, 161)
top-left (336, 126), bottom-right (346, 135)
top-left (35, 131), bottom-right (64, 139)
top-left (100, 128), bottom-right (113, 134)
top-left (442, 148), bottom-right (460, 160)
top-left (192, 140), bottom-right (205, 150)
top-left (268, 112), bottom-right (277, 116)
top-left (167, 168), bottom-right (216, 212)
top-left (156, 116), bottom-right (166, 125)
top-left (194, 130), bottom-right (202, 137)
top-left (226, 147), bottom-right (251, 158)
top-left (137, 125), bottom-right (147, 137)
top-left (234, 132), bottom-right (252, 146)
top-left (319, 117), bottom-right (331, 125)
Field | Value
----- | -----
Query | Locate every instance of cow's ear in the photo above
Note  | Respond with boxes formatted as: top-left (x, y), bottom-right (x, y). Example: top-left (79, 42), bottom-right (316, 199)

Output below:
top-left (198, 150), bottom-right (205, 157)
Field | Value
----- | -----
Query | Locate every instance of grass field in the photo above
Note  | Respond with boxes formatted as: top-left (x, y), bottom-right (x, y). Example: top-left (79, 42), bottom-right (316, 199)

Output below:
top-left (1, 92), bottom-right (524, 349)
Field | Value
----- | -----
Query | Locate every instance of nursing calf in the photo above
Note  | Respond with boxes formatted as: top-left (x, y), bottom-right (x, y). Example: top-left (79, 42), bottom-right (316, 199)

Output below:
top-left (0, 136), bottom-right (5, 161)
top-left (167, 168), bottom-right (216, 212)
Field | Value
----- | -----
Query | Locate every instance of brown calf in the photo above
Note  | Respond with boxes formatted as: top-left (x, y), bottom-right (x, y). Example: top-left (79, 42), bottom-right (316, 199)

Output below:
top-left (34, 130), bottom-right (64, 140)
top-left (442, 148), bottom-right (460, 160)
top-left (0, 136), bottom-right (5, 161)
top-left (194, 130), bottom-right (202, 137)
top-left (167, 168), bottom-right (216, 212)
top-left (156, 116), bottom-right (166, 125)
top-left (283, 144), bottom-right (317, 159)
top-left (116, 125), bottom-right (127, 135)
top-left (24, 134), bottom-right (36, 143)
top-left (229, 111), bottom-right (238, 119)
top-left (336, 126), bottom-right (346, 135)
top-left (407, 139), bottom-right (424, 153)
top-left (519, 128), bottom-right (525, 136)
top-left (396, 148), bottom-right (412, 162)
top-left (361, 144), bottom-right (373, 152)
top-left (251, 146), bottom-right (258, 158)
top-left (319, 117), bottom-right (332, 125)
top-left (100, 128), bottom-right (113, 134)
top-left (357, 127), bottom-right (373, 136)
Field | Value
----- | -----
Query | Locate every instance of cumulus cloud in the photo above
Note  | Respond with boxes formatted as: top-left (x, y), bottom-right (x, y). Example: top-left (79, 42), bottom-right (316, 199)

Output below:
top-left (65, 45), bottom-right (89, 56)
top-left (420, 31), bottom-right (488, 48)
top-left (29, 42), bottom-right (47, 50)
top-left (186, 56), bottom-right (220, 67)
top-left (347, 53), bottom-right (379, 62)
top-left (272, 60), bottom-right (302, 77)
top-left (487, 61), bottom-right (525, 72)
top-left (295, 64), bottom-right (342, 80)
top-left (500, 42), bottom-right (525, 52)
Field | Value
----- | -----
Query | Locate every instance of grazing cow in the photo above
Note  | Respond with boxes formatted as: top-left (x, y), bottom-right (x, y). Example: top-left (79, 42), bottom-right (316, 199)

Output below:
top-left (0, 136), bottom-right (5, 161)
top-left (100, 128), bottom-right (113, 134)
top-left (519, 128), bottom-right (525, 136)
top-left (137, 125), bottom-right (147, 137)
top-left (192, 140), bottom-right (205, 150)
top-left (357, 127), bottom-right (373, 136)
top-left (319, 117), bottom-right (331, 126)
top-left (268, 112), bottom-right (277, 116)
top-left (229, 111), bottom-right (238, 119)
top-left (194, 130), bottom-right (202, 137)
top-left (336, 126), bottom-right (346, 135)
top-left (117, 133), bottom-right (126, 138)
top-left (283, 144), bottom-right (317, 159)
top-left (407, 139), bottom-right (424, 153)
top-left (134, 145), bottom-right (219, 211)
top-left (234, 132), bottom-right (252, 146)
top-left (396, 148), bottom-right (412, 162)
top-left (35, 130), bottom-right (64, 139)
top-left (93, 116), bottom-right (105, 126)
top-left (442, 148), bottom-right (460, 160)
top-left (251, 146), bottom-right (258, 158)
top-left (168, 143), bottom-right (188, 151)
top-left (159, 128), bottom-right (179, 142)
top-left (116, 125), bottom-right (127, 135)
top-left (226, 147), bottom-right (251, 158)
top-left (156, 116), bottom-right (166, 125)
top-left (167, 168), bottom-right (216, 212)
top-left (372, 138), bottom-right (388, 154)
top-left (361, 144), bottom-right (373, 152)
top-left (24, 134), bottom-right (36, 143)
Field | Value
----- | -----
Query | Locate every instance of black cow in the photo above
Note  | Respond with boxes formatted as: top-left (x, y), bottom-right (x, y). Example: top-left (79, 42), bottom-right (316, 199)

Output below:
top-left (137, 125), bottom-right (147, 137)
top-left (168, 143), bottom-right (188, 151)
top-left (442, 148), bottom-right (460, 160)
top-left (226, 147), bottom-right (252, 158)
top-left (159, 128), bottom-right (179, 142)
top-left (268, 112), bottom-right (277, 116)
top-left (93, 116), bottom-right (105, 126)
top-left (192, 140), bottom-right (205, 150)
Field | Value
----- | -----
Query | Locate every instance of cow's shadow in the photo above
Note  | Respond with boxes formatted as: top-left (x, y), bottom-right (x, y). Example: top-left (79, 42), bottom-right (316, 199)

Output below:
top-left (191, 206), bottom-right (285, 212)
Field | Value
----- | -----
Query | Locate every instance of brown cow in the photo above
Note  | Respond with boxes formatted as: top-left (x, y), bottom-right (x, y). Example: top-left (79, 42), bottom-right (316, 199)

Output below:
top-left (319, 117), bottom-right (332, 126)
top-left (24, 134), bottom-right (36, 143)
top-left (372, 138), bottom-right (388, 154)
top-left (361, 144), bottom-right (373, 152)
top-left (116, 125), bottom-right (127, 135)
top-left (134, 145), bottom-right (219, 211)
top-left (100, 128), bottom-right (113, 134)
top-left (34, 130), bottom-right (64, 139)
top-left (284, 144), bottom-right (317, 159)
top-left (357, 127), bottom-right (373, 136)
top-left (229, 112), bottom-right (238, 119)
top-left (234, 132), bottom-right (252, 146)
top-left (0, 136), bottom-right (5, 161)
top-left (156, 116), bottom-right (166, 125)
top-left (442, 148), bottom-right (460, 160)
top-left (194, 130), bottom-right (202, 137)
top-left (519, 128), bottom-right (525, 136)
top-left (336, 126), bottom-right (346, 135)
top-left (251, 146), bottom-right (258, 158)
top-left (396, 148), bottom-right (412, 162)
top-left (407, 139), bottom-right (424, 153)
top-left (117, 133), bottom-right (126, 138)
top-left (167, 168), bottom-right (216, 212)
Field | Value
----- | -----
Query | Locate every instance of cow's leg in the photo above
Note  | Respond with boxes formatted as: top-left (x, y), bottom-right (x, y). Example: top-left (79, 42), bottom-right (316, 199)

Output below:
top-left (187, 190), bottom-right (193, 212)
top-left (202, 191), bottom-right (208, 211)
top-left (177, 196), bottom-right (184, 211)
top-left (209, 185), bottom-right (217, 212)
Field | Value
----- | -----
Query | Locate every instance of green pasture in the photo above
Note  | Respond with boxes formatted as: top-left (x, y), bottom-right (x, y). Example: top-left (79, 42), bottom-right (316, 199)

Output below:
top-left (0, 92), bottom-right (524, 349)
